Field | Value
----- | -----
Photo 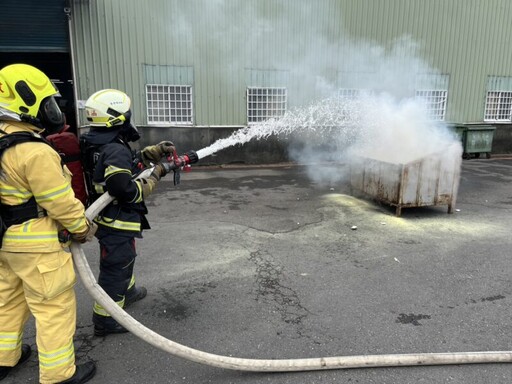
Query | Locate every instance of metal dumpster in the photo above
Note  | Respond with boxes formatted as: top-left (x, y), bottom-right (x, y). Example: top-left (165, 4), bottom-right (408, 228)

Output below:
top-left (350, 144), bottom-right (462, 216)
top-left (446, 124), bottom-right (466, 145)
top-left (462, 125), bottom-right (496, 159)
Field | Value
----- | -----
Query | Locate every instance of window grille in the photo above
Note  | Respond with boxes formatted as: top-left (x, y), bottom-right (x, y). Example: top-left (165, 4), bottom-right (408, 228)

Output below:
top-left (484, 91), bottom-right (512, 122)
top-left (338, 89), bottom-right (362, 99)
top-left (146, 84), bottom-right (193, 125)
top-left (415, 90), bottom-right (447, 121)
top-left (247, 87), bottom-right (287, 124)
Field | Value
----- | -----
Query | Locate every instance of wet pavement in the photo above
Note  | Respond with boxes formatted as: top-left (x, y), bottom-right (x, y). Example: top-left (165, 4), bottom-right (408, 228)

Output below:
top-left (8, 158), bottom-right (512, 384)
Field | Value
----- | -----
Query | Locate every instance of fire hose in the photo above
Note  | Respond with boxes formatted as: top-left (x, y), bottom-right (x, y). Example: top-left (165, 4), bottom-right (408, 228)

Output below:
top-left (69, 152), bottom-right (512, 372)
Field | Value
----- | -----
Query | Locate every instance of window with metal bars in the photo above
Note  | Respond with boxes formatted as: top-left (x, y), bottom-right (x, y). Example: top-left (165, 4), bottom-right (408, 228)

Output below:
top-left (146, 84), bottom-right (193, 125)
top-left (338, 89), bottom-right (362, 99)
top-left (247, 87), bottom-right (287, 124)
top-left (415, 90), bottom-right (447, 121)
top-left (484, 91), bottom-right (512, 122)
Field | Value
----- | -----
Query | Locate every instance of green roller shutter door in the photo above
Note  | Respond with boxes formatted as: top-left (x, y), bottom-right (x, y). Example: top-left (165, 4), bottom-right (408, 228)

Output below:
top-left (0, 0), bottom-right (68, 52)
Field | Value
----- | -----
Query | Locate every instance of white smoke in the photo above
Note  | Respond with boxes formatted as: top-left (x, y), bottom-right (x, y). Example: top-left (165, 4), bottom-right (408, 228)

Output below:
top-left (164, 2), bottom-right (462, 185)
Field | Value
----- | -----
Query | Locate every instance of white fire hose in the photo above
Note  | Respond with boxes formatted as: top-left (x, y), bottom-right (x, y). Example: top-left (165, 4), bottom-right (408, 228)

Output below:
top-left (70, 188), bottom-right (512, 372)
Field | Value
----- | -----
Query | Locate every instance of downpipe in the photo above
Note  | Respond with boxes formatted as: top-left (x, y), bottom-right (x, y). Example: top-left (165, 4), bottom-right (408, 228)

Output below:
top-left (70, 153), bottom-right (512, 372)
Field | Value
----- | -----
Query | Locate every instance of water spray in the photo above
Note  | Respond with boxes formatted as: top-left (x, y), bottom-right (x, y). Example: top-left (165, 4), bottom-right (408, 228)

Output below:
top-left (195, 95), bottom-right (366, 161)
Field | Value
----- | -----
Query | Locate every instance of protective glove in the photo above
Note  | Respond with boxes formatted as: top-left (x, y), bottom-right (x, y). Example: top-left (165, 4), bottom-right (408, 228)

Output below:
top-left (138, 164), bottom-right (166, 198)
top-left (71, 219), bottom-right (98, 243)
top-left (141, 141), bottom-right (176, 165)
top-left (138, 177), bottom-right (157, 199)
top-left (151, 162), bottom-right (169, 179)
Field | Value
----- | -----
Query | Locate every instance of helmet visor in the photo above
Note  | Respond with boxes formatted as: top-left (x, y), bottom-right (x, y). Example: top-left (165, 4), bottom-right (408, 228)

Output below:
top-left (40, 96), bottom-right (65, 134)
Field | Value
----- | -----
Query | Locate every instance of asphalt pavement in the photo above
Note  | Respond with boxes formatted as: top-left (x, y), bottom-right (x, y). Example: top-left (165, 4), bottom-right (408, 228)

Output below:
top-left (8, 158), bottom-right (512, 384)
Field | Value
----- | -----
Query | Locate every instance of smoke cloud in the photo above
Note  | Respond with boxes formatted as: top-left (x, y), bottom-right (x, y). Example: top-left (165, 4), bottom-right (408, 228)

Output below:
top-left (167, 1), bottom-right (462, 185)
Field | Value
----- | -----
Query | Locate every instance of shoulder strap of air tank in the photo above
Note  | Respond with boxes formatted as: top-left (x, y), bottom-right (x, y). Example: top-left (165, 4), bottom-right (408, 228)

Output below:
top-left (0, 129), bottom-right (51, 158)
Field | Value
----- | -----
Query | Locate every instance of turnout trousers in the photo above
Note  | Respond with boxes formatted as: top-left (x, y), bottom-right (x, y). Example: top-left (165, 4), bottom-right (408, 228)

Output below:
top-left (0, 249), bottom-right (77, 384)
top-left (93, 234), bottom-right (137, 318)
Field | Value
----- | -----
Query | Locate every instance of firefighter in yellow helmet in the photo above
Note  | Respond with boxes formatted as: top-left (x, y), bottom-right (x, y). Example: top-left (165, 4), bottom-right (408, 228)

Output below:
top-left (0, 64), bottom-right (97, 384)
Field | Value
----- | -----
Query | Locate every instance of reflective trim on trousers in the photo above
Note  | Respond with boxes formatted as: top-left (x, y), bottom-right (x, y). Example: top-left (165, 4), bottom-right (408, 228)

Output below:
top-left (127, 274), bottom-right (136, 291)
top-left (39, 339), bottom-right (74, 370)
top-left (95, 217), bottom-right (141, 232)
top-left (0, 332), bottom-right (22, 351)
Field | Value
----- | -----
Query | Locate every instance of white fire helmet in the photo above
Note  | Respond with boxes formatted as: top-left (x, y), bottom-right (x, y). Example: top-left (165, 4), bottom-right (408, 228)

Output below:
top-left (85, 89), bottom-right (131, 128)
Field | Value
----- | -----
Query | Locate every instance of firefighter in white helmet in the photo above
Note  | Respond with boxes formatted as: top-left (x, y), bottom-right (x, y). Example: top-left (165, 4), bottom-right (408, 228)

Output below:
top-left (81, 89), bottom-right (176, 336)
top-left (0, 64), bottom-right (97, 383)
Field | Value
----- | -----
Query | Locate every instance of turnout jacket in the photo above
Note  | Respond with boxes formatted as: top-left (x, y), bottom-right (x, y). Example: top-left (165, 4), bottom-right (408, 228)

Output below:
top-left (83, 130), bottom-right (148, 237)
top-left (0, 121), bottom-right (88, 252)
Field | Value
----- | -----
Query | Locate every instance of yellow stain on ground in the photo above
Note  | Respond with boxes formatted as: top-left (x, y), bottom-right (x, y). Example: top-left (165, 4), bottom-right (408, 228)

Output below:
top-left (322, 193), bottom-right (504, 238)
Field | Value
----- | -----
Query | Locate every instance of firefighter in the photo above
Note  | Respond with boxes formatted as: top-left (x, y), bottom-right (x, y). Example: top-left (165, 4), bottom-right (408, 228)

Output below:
top-left (81, 89), bottom-right (175, 336)
top-left (0, 64), bottom-right (97, 383)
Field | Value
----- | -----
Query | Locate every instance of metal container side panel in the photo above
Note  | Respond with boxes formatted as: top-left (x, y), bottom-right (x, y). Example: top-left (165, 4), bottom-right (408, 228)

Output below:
top-left (362, 159), bottom-right (381, 197)
top-left (377, 162), bottom-right (402, 204)
top-left (400, 161), bottom-right (421, 205)
top-left (349, 160), bottom-right (365, 192)
top-left (437, 161), bottom-right (460, 205)
top-left (354, 158), bottom-right (401, 204)
top-left (417, 156), bottom-right (443, 205)
top-left (433, 147), bottom-right (463, 207)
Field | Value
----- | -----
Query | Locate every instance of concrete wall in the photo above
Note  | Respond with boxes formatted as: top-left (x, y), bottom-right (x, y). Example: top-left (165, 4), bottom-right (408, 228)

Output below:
top-left (137, 125), bottom-right (512, 166)
top-left (80, 124), bottom-right (511, 166)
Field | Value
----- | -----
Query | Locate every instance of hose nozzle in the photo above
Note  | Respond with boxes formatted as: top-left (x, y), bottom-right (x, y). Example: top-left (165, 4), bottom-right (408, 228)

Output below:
top-left (183, 150), bottom-right (199, 164)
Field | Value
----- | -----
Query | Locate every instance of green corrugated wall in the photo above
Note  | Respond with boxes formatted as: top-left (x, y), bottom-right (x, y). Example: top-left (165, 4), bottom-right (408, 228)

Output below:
top-left (70, 0), bottom-right (512, 126)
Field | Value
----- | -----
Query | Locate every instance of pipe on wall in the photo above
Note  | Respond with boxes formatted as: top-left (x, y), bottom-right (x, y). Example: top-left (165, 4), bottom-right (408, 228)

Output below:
top-left (64, 1), bottom-right (81, 133)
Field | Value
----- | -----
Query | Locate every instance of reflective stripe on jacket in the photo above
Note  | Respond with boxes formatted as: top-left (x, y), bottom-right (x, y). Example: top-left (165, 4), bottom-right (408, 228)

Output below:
top-left (0, 121), bottom-right (88, 252)
top-left (92, 141), bottom-right (146, 235)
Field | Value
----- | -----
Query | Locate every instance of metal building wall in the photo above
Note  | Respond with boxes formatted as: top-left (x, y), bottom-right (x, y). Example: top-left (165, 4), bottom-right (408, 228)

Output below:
top-left (70, 0), bottom-right (512, 127)
top-left (70, 0), bottom-right (346, 126)
top-left (337, 0), bottom-right (512, 123)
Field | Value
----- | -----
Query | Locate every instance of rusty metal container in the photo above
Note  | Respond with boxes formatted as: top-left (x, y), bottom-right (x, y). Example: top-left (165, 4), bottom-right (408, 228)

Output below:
top-left (349, 144), bottom-right (462, 216)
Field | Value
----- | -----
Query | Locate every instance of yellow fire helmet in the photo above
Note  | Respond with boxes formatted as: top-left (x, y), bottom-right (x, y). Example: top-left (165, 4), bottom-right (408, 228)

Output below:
top-left (85, 89), bottom-right (132, 128)
top-left (0, 63), bottom-right (64, 133)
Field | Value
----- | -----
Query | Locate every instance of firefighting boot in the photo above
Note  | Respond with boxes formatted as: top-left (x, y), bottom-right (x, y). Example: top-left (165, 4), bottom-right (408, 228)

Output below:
top-left (93, 313), bottom-right (129, 337)
top-left (0, 344), bottom-right (31, 381)
top-left (57, 361), bottom-right (96, 384)
top-left (125, 286), bottom-right (147, 307)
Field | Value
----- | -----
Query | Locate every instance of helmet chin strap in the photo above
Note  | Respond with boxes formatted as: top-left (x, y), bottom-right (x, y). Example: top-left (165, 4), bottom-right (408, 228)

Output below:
top-left (105, 114), bottom-right (127, 128)
top-left (105, 110), bottom-right (132, 128)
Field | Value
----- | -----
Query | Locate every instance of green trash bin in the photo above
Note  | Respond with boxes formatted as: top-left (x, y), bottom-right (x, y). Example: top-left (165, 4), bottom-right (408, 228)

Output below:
top-left (446, 124), bottom-right (467, 145)
top-left (463, 125), bottom-right (496, 159)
